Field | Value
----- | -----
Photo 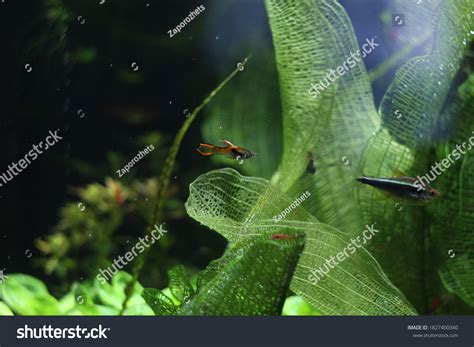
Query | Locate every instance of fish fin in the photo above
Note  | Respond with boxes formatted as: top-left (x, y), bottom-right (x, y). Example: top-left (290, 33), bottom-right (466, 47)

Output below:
top-left (356, 177), bottom-right (368, 184)
top-left (196, 150), bottom-right (214, 157)
top-left (392, 168), bottom-right (407, 178)
top-left (219, 139), bottom-right (235, 147)
top-left (196, 144), bottom-right (215, 156)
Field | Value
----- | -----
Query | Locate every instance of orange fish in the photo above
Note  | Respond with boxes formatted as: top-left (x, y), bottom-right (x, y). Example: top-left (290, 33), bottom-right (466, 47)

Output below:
top-left (196, 140), bottom-right (255, 160)
top-left (112, 180), bottom-right (125, 207)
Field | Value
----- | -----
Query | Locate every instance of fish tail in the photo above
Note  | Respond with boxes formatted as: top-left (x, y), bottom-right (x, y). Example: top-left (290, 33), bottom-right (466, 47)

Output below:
top-left (356, 177), bottom-right (370, 184)
top-left (196, 144), bottom-right (215, 156)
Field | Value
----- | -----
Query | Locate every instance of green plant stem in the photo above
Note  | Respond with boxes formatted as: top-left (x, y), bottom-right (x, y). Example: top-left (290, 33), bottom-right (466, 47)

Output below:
top-left (118, 56), bottom-right (251, 315)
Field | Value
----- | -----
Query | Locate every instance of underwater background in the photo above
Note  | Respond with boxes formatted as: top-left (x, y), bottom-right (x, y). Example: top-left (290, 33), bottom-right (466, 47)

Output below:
top-left (0, 0), bottom-right (473, 316)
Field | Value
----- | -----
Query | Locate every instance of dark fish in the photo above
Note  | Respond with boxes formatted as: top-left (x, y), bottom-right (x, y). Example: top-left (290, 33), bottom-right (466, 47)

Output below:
top-left (196, 140), bottom-right (256, 160)
top-left (356, 176), bottom-right (439, 205)
top-left (306, 151), bottom-right (316, 174)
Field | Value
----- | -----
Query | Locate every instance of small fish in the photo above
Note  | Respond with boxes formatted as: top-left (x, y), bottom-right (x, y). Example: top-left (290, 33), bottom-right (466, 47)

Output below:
top-left (196, 140), bottom-right (255, 160)
top-left (356, 176), bottom-right (439, 205)
top-left (430, 296), bottom-right (442, 312)
top-left (306, 151), bottom-right (316, 174)
top-left (271, 234), bottom-right (293, 240)
top-left (112, 180), bottom-right (125, 207)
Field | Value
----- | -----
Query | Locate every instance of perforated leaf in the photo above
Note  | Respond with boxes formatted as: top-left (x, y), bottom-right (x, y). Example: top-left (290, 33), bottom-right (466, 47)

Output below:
top-left (356, 0), bottom-right (473, 311)
top-left (167, 265), bottom-right (194, 303)
top-left (142, 288), bottom-right (178, 315)
top-left (430, 75), bottom-right (474, 307)
top-left (186, 168), bottom-right (416, 315)
top-left (178, 230), bottom-right (305, 315)
top-left (264, 0), bottom-right (380, 233)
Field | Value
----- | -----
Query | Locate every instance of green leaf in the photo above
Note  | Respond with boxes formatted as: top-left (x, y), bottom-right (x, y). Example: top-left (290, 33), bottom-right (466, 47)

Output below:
top-left (142, 288), bottom-right (178, 315)
top-left (430, 75), bottom-right (474, 307)
top-left (0, 274), bottom-right (60, 315)
top-left (264, 0), bottom-right (380, 233)
top-left (94, 271), bottom-right (146, 310)
top-left (186, 168), bottom-right (417, 315)
top-left (178, 230), bottom-right (305, 315)
top-left (282, 295), bottom-right (319, 316)
top-left (167, 265), bottom-right (194, 303)
top-left (379, 1), bottom-right (472, 147)
top-left (356, 0), bottom-right (473, 311)
top-left (0, 301), bottom-right (14, 316)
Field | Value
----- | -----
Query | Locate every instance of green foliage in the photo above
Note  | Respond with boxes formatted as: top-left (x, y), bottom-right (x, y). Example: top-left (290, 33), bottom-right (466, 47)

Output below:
top-left (186, 169), bottom-right (416, 315)
top-left (143, 233), bottom-right (305, 316)
top-left (282, 295), bottom-right (320, 316)
top-left (35, 177), bottom-right (180, 288)
top-left (142, 288), bottom-right (178, 315)
top-left (167, 265), bottom-right (195, 304)
top-left (6, 0), bottom-right (472, 317)
top-left (0, 272), bottom-right (153, 316)
top-left (431, 75), bottom-right (474, 307)
top-left (0, 274), bottom-right (60, 315)
top-left (178, 230), bottom-right (305, 315)
top-left (183, 0), bottom-right (473, 315)
top-left (264, 0), bottom-right (379, 234)
top-left (356, 0), bottom-right (473, 312)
